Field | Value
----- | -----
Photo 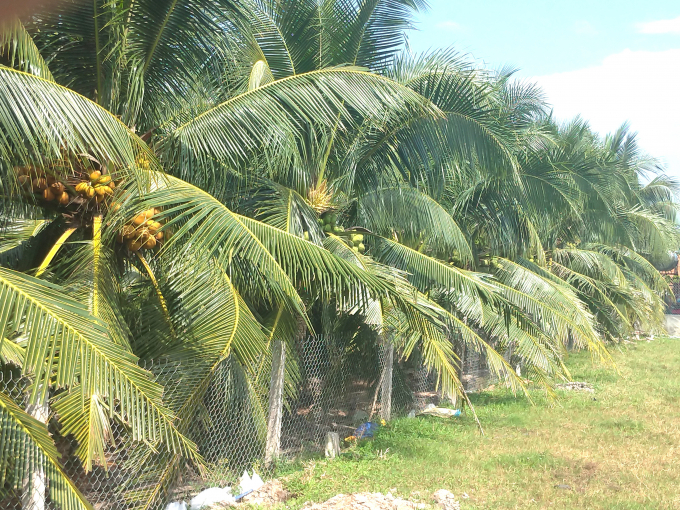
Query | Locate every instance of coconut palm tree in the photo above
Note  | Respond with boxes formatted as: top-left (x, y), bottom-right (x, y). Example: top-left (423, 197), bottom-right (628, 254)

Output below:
top-left (0, 4), bottom-right (451, 508)
top-left (0, 1), bottom-right (676, 509)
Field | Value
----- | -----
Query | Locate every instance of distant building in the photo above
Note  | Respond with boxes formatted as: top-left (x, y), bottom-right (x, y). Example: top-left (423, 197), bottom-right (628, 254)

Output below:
top-left (659, 252), bottom-right (680, 314)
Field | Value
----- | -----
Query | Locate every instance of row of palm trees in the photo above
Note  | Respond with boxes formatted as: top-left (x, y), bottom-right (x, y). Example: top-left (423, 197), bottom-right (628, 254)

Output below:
top-left (0, 1), bottom-right (677, 509)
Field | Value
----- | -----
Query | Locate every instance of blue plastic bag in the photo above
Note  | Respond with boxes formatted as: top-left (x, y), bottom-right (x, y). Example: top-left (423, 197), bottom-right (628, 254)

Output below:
top-left (353, 421), bottom-right (381, 439)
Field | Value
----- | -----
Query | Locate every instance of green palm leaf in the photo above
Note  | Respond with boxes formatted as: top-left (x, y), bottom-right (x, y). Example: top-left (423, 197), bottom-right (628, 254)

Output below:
top-left (357, 186), bottom-right (473, 262)
top-left (0, 19), bottom-right (53, 81)
top-left (160, 67), bottom-right (438, 181)
top-left (0, 391), bottom-right (93, 510)
top-left (0, 267), bottom-right (198, 459)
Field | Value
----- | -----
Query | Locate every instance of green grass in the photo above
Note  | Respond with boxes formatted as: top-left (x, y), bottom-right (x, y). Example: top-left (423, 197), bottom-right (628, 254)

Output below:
top-left (275, 338), bottom-right (680, 510)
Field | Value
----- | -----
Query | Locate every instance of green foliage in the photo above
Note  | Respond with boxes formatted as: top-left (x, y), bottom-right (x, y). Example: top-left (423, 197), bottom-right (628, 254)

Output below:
top-left (0, 2), bottom-right (677, 508)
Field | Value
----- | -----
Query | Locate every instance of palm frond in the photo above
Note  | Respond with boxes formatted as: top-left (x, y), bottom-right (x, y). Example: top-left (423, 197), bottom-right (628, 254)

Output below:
top-left (0, 336), bottom-right (24, 366)
top-left (52, 390), bottom-right (114, 473)
top-left (492, 258), bottom-right (608, 358)
top-left (0, 19), bottom-right (53, 80)
top-left (357, 186), bottom-right (473, 263)
top-left (0, 391), bottom-right (93, 510)
top-left (0, 267), bottom-right (198, 459)
top-left (0, 67), bottom-right (153, 190)
top-left (160, 67), bottom-right (438, 184)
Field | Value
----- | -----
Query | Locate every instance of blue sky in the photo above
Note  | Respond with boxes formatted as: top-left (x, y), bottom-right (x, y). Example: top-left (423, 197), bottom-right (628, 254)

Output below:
top-left (409, 1), bottom-right (680, 177)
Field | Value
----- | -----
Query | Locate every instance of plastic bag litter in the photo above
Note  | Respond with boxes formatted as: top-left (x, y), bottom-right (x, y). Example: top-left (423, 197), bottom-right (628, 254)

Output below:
top-left (238, 470), bottom-right (264, 495)
top-left (239, 471), bottom-right (251, 494)
top-left (353, 421), bottom-right (381, 439)
top-left (419, 407), bottom-right (461, 418)
top-left (251, 472), bottom-right (264, 490)
top-left (189, 487), bottom-right (234, 509)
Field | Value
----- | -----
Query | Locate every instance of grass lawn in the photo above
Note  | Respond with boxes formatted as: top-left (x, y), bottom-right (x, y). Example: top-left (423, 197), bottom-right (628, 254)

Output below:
top-left (276, 337), bottom-right (680, 510)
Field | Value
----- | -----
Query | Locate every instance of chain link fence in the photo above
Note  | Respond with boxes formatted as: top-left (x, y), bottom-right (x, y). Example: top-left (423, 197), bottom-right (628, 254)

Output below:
top-left (1, 334), bottom-right (493, 510)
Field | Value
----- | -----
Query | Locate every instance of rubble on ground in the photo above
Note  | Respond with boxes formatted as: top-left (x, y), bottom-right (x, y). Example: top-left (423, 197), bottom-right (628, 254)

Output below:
top-left (432, 490), bottom-right (460, 510)
top-left (187, 484), bottom-right (462, 510)
top-left (301, 490), bottom-right (460, 510)
top-left (240, 480), bottom-right (289, 507)
top-left (556, 381), bottom-right (594, 393)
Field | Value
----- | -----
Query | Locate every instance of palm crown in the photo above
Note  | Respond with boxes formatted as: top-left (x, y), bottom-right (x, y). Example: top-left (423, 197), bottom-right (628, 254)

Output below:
top-left (0, 2), bottom-right (677, 509)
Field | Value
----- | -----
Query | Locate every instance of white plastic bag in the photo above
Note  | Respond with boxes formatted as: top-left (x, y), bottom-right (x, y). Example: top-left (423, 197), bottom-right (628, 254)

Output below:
top-left (239, 470), bottom-right (252, 494)
top-left (190, 487), bottom-right (234, 509)
top-left (250, 472), bottom-right (264, 491)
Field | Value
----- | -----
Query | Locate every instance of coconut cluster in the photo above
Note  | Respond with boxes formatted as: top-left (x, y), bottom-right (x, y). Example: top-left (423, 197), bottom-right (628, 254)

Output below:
top-left (319, 212), bottom-right (344, 235)
top-left (15, 166), bottom-right (72, 206)
top-left (117, 208), bottom-right (165, 252)
top-left (75, 171), bottom-right (115, 204)
top-left (349, 233), bottom-right (365, 254)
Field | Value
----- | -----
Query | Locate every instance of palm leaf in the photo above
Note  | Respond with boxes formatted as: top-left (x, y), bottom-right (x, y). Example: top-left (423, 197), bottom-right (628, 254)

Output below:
top-left (356, 186), bottom-right (473, 262)
top-left (0, 267), bottom-right (198, 459)
top-left (0, 19), bottom-right (53, 80)
top-left (160, 67), bottom-right (438, 183)
top-left (0, 391), bottom-right (93, 510)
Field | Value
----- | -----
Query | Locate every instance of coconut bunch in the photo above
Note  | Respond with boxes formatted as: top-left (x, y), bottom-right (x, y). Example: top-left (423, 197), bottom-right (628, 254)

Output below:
top-left (15, 166), bottom-right (72, 206)
top-left (74, 170), bottom-right (115, 204)
top-left (319, 212), bottom-right (344, 235)
top-left (348, 233), bottom-right (365, 254)
top-left (117, 208), bottom-right (165, 252)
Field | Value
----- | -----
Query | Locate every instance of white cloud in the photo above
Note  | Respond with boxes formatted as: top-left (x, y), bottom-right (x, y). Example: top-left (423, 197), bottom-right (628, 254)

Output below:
top-left (435, 20), bottom-right (462, 31)
top-left (531, 48), bottom-right (680, 177)
top-left (637, 16), bottom-right (680, 34)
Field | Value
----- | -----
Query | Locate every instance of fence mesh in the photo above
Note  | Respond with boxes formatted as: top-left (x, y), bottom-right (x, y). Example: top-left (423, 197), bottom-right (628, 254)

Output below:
top-left (1, 334), bottom-right (494, 510)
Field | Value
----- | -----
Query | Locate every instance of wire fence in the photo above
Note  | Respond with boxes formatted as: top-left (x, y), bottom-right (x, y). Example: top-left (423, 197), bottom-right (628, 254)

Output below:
top-left (1, 335), bottom-right (493, 510)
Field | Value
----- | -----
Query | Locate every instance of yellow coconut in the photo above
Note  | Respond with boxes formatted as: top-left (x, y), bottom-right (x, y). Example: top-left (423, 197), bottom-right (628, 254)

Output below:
top-left (122, 225), bottom-right (137, 240)
top-left (51, 182), bottom-right (65, 194)
top-left (146, 220), bottom-right (159, 234)
top-left (127, 239), bottom-right (143, 252)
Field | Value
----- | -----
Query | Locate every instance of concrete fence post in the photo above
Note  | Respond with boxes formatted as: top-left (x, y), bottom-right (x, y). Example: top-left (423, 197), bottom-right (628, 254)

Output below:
top-left (380, 342), bottom-right (394, 421)
top-left (265, 339), bottom-right (285, 466)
